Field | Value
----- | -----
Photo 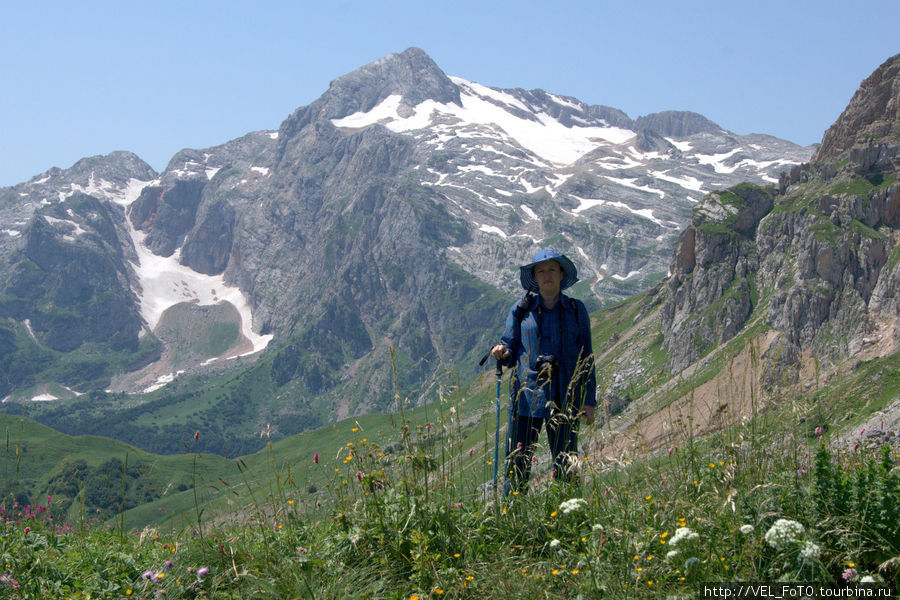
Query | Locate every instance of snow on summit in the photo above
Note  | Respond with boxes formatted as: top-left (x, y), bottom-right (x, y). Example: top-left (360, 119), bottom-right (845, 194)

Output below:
top-left (331, 77), bottom-right (636, 166)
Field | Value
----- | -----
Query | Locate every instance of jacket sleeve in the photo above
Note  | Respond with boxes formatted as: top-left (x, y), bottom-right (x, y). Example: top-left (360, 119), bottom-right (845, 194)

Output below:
top-left (498, 302), bottom-right (522, 368)
top-left (576, 299), bottom-right (597, 407)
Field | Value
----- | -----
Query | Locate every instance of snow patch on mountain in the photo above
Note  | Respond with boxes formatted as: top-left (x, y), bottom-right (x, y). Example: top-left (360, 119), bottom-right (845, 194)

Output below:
top-left (331, 77), bottom-right (637, 166)
top-left (113, 180), bottom-right (273, 357)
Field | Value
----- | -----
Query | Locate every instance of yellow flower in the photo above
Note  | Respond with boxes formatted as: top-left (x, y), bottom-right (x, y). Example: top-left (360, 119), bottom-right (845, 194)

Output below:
top-left (552, 569), bottom-right (559, 575)
top-left (709, 462), bottom-right (716, 468)
top-left (288, 500), bottom-right (293, 505)
top-left (410, 596), bottom-right (420, 600)
top-left (351, 427), bottom-right (358, 432)
top-left (434, 589), bottom-right (444, 595)
top-left (550, 511), bottom-right (558, 517)
top-left (848, 562), bottom-right (856, 568)
top-left (571, 569), bottom-right (580, 575)
top-left (125, 591), bottom-right (132, 597)
top-left (660, 531), bottom-right (669, 538)
top-left (453, 553), bottom-right (460, 558)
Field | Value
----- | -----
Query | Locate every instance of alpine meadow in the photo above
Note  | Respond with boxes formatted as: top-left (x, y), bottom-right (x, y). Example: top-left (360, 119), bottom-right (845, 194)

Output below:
top-left (0, 49), bottom-right (898, 598)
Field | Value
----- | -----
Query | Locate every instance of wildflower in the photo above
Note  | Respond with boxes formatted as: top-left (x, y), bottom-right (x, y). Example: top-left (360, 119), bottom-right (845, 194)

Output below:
top-left (591, 524), bottom-right (604, 531)
top-left (23, 527), bottom-right (29, 535)
top-left (666, 550), bottom-right (679, 560)
top-left (356, 470), bottom-right (363, 481)
top-left (164, 560), bottom-right (173, 572)
top-left (799, 541), bottom-right (821, 563)
top-left (739, 524), bottom-right (754, 535)
top-left (842, 568), bottom-right (858, 581)
top-left (313, 452), bottom-right (319, 464)
top-left (196, 567), bottom-right (209, 577)
top-left (764, 519), bottom-right (804, 551)
top-left (141, 571), bottom-right (155, 580)
top-left (669, 527), bottom-right (699, 548)
top-left (549, 539), bottom-right (561, 549)
top-left (559, 498), bottom-right (587, 514)
top-left (684, 557), bottom-right (700, 570)
top-left (0, 574), bottom-right (19, 589)
top-left (467, 448), bottom-right (474, 456)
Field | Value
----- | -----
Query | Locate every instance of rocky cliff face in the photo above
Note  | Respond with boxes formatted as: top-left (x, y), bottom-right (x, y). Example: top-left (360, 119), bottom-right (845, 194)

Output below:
top-left (661, 54), bottom-right (900, 379)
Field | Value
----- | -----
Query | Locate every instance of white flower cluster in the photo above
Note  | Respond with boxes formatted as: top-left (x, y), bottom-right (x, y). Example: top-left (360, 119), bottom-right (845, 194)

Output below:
top-left (669, 526), bottom-right (699, 548)
top-left (559, 498), bottom-right (587, 514)
top-left (764, 519), bottom-right (805, 551)
top-left (799, 541), bottom-right (821, 563)
top-left (739, 524), bottom-right (754, 535)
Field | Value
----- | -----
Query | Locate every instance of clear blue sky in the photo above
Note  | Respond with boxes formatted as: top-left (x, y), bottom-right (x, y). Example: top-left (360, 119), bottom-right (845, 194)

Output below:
top-left (2, 0), bottom-right (898, 187)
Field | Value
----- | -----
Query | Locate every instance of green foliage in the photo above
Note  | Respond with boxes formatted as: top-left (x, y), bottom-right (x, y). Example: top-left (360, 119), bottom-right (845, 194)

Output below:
top-left (813, 444), bottom-right (900, 565)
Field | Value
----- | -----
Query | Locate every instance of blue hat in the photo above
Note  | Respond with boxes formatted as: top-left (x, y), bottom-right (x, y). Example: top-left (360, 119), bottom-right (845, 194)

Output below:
top-left (519, 248), bottom-right (578, 293)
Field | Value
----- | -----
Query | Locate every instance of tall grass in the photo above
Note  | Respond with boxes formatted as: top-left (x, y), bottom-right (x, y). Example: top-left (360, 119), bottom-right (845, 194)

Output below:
top-left (0, 360), bottom-right (898, 598)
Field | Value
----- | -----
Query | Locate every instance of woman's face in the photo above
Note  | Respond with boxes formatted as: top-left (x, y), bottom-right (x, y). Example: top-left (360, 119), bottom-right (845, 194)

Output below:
top-left (533, 260), bottom-right (563, 296)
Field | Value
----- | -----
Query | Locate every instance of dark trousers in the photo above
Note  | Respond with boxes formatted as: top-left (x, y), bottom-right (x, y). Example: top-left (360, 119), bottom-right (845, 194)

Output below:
top-left (505, 410), bottom-right (578, 493)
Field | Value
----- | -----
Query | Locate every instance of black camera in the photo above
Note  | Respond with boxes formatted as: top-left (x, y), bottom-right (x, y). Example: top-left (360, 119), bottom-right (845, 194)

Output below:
top-left (534, 354), bottom-right (558, 381)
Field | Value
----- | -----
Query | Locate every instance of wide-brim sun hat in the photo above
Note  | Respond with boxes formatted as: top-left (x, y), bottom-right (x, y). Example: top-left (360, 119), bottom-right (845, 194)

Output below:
top-left (519, 248), bottom-right (578, 293)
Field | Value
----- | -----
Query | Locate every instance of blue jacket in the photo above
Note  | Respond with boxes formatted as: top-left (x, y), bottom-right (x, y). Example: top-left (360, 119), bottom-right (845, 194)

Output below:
top-left (499, 293), bottom-right (596, 418)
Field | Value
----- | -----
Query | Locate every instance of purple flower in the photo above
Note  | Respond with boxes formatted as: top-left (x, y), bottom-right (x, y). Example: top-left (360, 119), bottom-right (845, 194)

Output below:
top-left (196, 566), bottom-right (209, 577)
top-left (843, 568), bottom-right (857, 581)
top-left (141, 570), bottom-right (154, 580)
top-left (163, 560), bottom-right (173, 572)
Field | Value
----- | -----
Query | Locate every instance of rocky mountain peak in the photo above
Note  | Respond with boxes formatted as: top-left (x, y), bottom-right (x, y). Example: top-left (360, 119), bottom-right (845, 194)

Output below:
top-left (634, 111), bottom-right (724, 138)
top-left (319, 47), bottom-right (460, 120)
top-left (813, 53), bottom-right (900, 166)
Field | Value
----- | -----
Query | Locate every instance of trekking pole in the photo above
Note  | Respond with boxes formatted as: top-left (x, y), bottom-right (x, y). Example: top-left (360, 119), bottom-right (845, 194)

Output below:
top-left (492, 358), bottom-right (502, 489)
top-left (479, 351), bottom-right (504, 491)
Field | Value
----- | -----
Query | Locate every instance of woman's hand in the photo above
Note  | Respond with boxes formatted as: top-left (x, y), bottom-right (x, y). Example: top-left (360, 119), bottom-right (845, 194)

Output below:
top-left (491, 344), bottom-right (510, 361)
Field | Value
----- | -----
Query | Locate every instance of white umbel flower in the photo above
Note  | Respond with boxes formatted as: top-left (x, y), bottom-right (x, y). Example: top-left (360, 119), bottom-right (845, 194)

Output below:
top-left (558, 498), bottom-right (587, 514)
top-left (764, 519), bottom-right (805, 551)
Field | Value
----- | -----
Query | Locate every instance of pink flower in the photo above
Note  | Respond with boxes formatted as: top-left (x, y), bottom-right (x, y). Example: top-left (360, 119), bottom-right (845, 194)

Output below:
top-left (467, 448), bottom-right (474, 457)
top-left (356, 470), bottom-right (363, 481)
top-left (196, 566), bottom-right (209, 577)
top-left (313, 452), bottom-right (319, 464)
top-left (842, 568), bottom-right (857, 581)
top-left (814, 426), bottom-right (823, 435)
